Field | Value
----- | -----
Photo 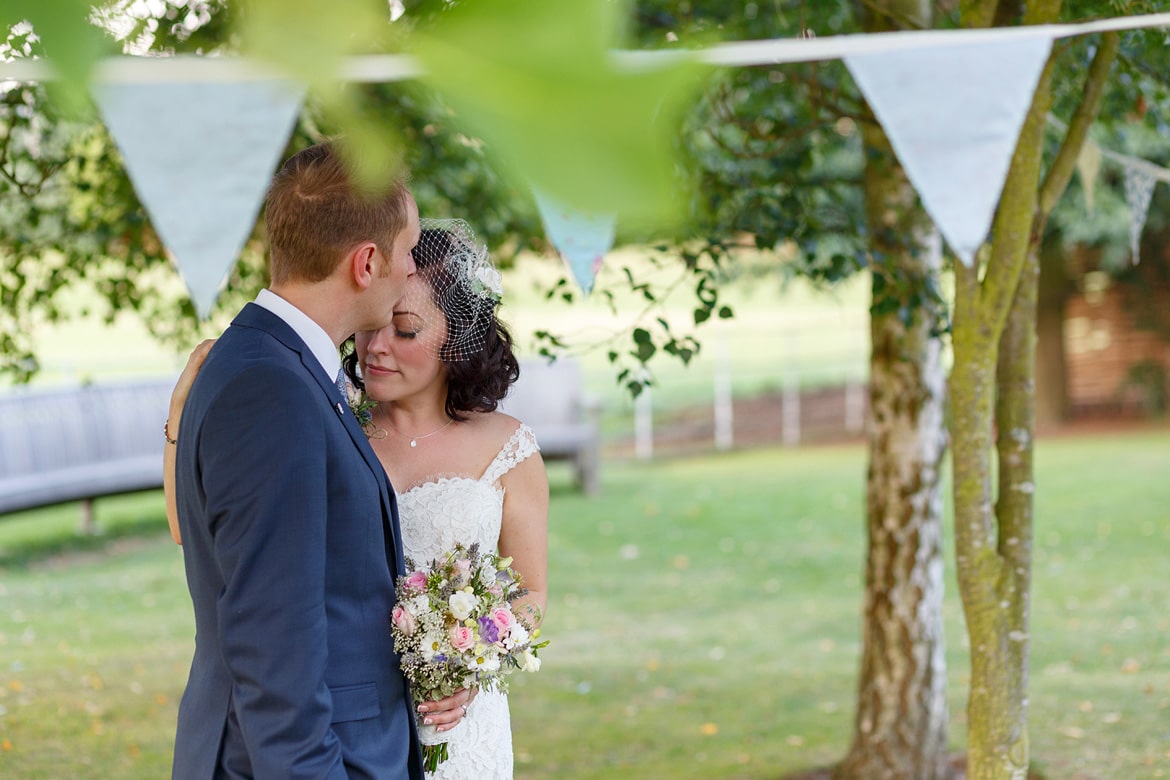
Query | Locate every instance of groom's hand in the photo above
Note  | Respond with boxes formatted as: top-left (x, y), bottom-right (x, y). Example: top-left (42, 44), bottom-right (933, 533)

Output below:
top-left (417, 687), bottom-right (476, 733)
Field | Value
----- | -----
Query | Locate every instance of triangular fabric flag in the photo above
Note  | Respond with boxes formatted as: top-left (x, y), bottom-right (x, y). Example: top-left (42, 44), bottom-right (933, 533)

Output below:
top-left (533, 189), bottom-right (616, 295)
top-left (1076, 139), bottom-right (1102, 214)
top-left (845, 33), bottom-right (1053, 266)
top-left (95, 79), bottom-right (305, 317)
top-left (1123, 164), bottom-right (1157, 265)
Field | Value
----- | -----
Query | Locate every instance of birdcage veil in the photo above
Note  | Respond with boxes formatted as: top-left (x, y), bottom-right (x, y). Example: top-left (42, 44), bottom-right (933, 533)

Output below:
top-left (399, 218), bottom-right (503, 362)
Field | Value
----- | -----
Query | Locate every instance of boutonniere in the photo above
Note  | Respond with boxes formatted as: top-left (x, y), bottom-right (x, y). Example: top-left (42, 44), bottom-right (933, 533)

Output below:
top-left (346, 385), bottom-right (381, 438)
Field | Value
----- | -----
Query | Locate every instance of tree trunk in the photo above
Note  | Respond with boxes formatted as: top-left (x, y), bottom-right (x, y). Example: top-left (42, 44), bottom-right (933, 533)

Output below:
top-left (837, 3), bottom-right (952, 770)
top-left (1035, 237), bottom-right (1070, 428)
top-left (950, 40), bottom-right (1055, 780)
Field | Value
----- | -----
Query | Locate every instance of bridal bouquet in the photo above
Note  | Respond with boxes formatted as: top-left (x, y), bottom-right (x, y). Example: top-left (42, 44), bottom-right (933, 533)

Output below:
top-left (391, 542), bottom-right (547, 771)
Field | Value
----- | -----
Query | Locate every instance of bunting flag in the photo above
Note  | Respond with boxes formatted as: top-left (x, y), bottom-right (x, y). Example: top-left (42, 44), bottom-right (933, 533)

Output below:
top-left (533, 189), bottom-right (617, 295)
top-left (845, 32), bottom-right (1053, 266)
top-left (1123, 165), bottom-right (1157, 265)
top-left (94, 79), bottom-right (304, 317)
top-left (1076, 140), bottom-right (1103, 214)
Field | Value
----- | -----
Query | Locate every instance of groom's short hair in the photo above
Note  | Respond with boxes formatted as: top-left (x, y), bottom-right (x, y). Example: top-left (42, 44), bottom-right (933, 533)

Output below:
top-left (264, 142), bottom-right (412, 285)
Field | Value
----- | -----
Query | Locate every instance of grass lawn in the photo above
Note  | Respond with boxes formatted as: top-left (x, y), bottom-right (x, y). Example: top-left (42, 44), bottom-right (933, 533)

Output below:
top-left (2, 430), bottom-right (1169, 778)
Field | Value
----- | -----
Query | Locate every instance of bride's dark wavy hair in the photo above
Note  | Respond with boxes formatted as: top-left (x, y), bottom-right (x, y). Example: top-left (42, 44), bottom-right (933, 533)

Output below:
top-left (343, 228), bottom-right (519, 421)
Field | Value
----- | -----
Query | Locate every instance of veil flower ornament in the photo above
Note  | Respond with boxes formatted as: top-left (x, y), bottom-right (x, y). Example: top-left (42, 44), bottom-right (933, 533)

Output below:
top-left (470, 246), bottom-right (504, 301)
top-left (406, 219), bottom-right (504, 362)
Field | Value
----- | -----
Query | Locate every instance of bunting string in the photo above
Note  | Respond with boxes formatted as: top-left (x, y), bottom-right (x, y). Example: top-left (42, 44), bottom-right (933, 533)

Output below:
top-left (1049, 114), bottom-right (1170, 264)
top-left (2, 12), bottom-right (1170, 83)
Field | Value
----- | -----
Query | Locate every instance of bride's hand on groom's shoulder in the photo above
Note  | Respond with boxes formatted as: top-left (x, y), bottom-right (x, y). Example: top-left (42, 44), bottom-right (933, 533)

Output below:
top-left (169, 339), bottom-right (216, 427)
top-left (416, 687), bottom-right (476, 733)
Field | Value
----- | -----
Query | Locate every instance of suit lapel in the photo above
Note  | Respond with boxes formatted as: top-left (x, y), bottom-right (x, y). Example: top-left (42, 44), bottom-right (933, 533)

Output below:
top-left (297, 348), bottom-right (407, 578)
top-left (233, 303), bottom-right (405, 575)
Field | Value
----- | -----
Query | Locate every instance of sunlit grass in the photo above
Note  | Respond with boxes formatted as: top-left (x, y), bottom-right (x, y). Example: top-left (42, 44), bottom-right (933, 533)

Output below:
top-left (2, 429), bottom-right (1168, 778)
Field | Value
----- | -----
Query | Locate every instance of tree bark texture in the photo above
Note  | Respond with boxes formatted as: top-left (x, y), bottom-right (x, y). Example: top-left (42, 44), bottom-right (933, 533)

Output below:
top-left (951, 7), bottom-right (1118, 776)
top-left (949, 37), bottom-right (1056, 780)
top-left (837, 2), bottom-right (952, 765)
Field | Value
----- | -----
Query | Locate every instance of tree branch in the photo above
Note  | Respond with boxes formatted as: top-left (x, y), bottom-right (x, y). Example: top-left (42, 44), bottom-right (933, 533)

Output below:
top-left (959, 0), bottom-right (1000, 28)
top-left (854, 0), bottom-right (930, 31)
top-left (977, 54), bottom-right (1055, 332)
top-left (1037, 32), bottom-right (1120, 223)
top-left (1022, 0), bottom-right (1062, 25)
top-left (992, 0), bottom-right (1023, 27)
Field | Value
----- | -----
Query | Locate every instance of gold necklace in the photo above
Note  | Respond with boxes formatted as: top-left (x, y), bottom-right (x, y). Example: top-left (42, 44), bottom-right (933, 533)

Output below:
top-left (383, 415), bottom-right (455, 448)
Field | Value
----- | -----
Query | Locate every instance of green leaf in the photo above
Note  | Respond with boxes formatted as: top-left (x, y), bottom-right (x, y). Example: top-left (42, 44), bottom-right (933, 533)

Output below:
top-left (237, 0), bottom-right (390, 88)
top-left (409, 0), bottom-right (704, 226)
top-left (633, 338), bottom-right (656, 364)
top-left (1, 0), bottom-right (116, 114)
top-left (238, 0), bottom-right (404, 192)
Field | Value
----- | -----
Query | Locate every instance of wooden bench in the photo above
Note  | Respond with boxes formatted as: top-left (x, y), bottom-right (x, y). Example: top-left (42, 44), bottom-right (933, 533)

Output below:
top-left (0, 357), bottom-right (602, 526)
top-left (0, 379), bottom-right (173, 529)
top-left (499, 358), bottom-right (602, 495)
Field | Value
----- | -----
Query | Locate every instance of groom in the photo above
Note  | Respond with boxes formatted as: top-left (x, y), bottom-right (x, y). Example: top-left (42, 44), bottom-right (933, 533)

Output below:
top-left (171, 142), bottom-right (424, 779)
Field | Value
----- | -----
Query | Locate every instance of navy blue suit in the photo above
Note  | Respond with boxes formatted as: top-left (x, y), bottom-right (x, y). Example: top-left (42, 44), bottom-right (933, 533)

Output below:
top-left (172, 304), bottom-right (422, 779)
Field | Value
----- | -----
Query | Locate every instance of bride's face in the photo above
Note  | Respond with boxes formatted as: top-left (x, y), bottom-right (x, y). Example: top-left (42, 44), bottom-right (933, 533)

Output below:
top-left (355, 277), bottom-right (449, 403)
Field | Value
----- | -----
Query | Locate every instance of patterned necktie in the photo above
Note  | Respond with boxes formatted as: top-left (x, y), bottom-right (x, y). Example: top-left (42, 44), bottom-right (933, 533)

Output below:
top-left (335, 367), bottom-right (348, 405)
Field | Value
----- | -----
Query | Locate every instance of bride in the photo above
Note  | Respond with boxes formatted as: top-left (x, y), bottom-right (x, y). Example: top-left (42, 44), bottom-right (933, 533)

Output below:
top-left (164, 219), bottom-right (549, 779)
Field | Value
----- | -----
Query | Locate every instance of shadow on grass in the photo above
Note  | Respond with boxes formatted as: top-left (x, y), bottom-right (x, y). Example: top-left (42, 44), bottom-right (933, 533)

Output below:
top-left (0, 492), bottom-right (171, 569)
top-left (778, 755), bottom-right (1049, 780)
top-left (0, 514), bottom-right (170, 569)
top-left (0, 468), bottom-right (590, 569)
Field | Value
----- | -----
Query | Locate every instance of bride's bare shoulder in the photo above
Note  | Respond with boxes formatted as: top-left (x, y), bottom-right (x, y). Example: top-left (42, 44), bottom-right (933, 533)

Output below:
top-left (465, 410), bottom-right (525, 439)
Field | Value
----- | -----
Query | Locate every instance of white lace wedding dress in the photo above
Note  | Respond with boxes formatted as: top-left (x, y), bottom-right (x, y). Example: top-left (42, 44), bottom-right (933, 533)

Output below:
top-left (396, 423), bottom-right (540, 780)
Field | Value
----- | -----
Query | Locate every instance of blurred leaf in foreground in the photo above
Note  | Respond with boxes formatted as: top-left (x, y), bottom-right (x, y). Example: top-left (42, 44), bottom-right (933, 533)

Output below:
top-left (0, 0), bottom-right (115, 113)
top-left (410, 0), bottom-right (704, 227)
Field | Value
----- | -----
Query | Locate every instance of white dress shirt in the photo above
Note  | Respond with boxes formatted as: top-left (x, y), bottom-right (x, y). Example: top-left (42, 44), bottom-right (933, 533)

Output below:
top-left (254, 288), bottom-right (342, 384)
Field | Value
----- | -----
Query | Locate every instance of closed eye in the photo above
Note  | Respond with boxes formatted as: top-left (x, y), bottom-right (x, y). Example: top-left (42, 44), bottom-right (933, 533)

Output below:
top-left (395, 329), bottom-right (418, 339)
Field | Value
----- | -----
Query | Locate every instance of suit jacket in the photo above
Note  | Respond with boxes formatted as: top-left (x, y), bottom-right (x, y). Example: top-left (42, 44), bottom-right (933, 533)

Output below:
top-left (172, 303), bottom-right (422, 780)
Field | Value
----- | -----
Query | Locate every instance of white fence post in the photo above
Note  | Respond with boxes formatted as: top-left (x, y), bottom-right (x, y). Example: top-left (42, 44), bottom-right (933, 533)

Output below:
top-left (634, 381), bottom-right (653, 460)
top-left (714, 338), bottom-right (733, 451)
top-left (782, 332), bottom-right (800, 446)
top-left (845, 380), bottom-right (865, 434)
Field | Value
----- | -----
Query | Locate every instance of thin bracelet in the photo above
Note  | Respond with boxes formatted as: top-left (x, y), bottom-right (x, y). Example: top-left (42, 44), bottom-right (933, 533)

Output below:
top-left (164, 419), bottom-right (178, 445)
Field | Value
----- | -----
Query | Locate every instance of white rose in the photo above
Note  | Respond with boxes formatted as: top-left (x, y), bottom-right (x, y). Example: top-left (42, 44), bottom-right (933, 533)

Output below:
top-left (521, 649), bottom-right (542, 673)
top-left (449, 589), bottom-right (479, 621)
top-left (474, 264), bottom-right (504, 297)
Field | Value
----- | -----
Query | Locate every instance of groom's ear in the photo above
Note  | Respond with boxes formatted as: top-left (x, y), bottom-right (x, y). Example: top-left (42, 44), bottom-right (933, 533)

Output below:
top-left (347, 242), bottom-right (380, 290)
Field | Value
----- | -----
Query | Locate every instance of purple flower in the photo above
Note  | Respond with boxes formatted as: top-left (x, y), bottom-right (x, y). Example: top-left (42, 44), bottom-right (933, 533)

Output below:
top-left (478, 615), bottom-right (500, 644)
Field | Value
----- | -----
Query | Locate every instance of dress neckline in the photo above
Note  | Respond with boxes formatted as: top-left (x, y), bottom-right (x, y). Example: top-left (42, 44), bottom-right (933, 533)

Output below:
top-left (399, 474), bottom-right (503, 498)
top-left (395, 423), bottom-right (535, 497)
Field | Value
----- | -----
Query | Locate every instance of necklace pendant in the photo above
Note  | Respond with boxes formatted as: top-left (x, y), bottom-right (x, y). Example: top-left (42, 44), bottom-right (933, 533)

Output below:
top-left (409, 439), bottom-right (418, 448)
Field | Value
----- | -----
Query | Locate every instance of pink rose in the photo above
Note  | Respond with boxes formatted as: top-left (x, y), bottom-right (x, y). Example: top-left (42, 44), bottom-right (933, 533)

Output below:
top-left (404, 571), bottom-right (427, 592)
top-left (490, 607), bottom-right (516, 633)
top-left (392, 605), bottom-right (416, 636)
top-left (449, 625), bottom-right (475, 652)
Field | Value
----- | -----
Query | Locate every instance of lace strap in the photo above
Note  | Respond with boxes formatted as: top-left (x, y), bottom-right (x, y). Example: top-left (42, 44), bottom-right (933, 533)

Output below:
top-left (480, 424), bottom-right (540, 485)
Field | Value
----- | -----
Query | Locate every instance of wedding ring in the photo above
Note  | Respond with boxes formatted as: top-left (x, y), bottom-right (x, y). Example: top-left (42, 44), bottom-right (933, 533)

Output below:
top-left (460, 703), bottom-right (468, 716)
